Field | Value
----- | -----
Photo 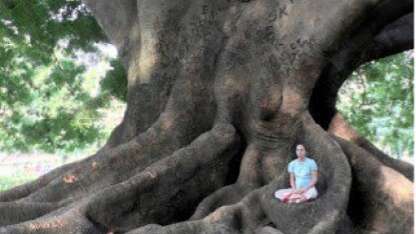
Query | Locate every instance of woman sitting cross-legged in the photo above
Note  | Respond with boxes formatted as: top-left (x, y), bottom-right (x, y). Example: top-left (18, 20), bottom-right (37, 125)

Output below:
top-left (274, 144), bottom-right (318, 203)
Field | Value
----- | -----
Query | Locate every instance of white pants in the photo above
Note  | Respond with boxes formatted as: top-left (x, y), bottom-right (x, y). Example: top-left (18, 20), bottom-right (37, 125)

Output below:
top-left (274, 187), bottom-right (318, 203)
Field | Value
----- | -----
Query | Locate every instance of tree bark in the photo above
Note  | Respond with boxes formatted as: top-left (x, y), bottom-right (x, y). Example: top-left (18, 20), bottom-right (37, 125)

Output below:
top-left (0, 0), bottom-right (413, 233)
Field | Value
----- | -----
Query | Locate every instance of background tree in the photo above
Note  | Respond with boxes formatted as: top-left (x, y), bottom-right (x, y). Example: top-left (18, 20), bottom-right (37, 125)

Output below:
top-left (0, 0), bottom-right (413, 234)
top-left (0, 0), bottom-right (126, 153)
top-left (338, 52), bottom-right (413, 159)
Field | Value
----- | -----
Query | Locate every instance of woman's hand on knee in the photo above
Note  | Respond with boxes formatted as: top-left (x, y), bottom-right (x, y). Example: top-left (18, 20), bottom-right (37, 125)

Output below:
top-left (295, 188), bottom-right (306, 194)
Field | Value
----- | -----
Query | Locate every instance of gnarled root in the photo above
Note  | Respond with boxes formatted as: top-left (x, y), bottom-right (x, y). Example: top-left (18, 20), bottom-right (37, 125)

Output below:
top-left (0, 162), bottom-right (78, 202)
top-left (328, 113), bottom-right (413, 180)
top-left (334, 137), bottom-right (413, 234)
top-left (0, 113), bottom-right (198, 224)
top-left (0, 112), bottom-right (412, 234)
top-left (128, 113), bottom-right (353, 234)
top-left (328, 113), bottom-right (413, 233)
top-left (0, 124), bottom-right (239, 233)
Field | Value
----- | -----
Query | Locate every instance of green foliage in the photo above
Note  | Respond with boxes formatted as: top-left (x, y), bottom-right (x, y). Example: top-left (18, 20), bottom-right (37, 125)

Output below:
top-left (337, 52), bottom-right (413, 158)
top-left (0, 1), bottom-right (127, 153)
top-left (100, 60), bottom-right (128, 102)
top-left (0, 174), bottom-right (36, 191)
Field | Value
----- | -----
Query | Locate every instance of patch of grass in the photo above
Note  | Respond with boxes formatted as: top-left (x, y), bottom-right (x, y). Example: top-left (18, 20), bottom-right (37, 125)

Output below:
top-left (0, 174), bottom-right (37, 191)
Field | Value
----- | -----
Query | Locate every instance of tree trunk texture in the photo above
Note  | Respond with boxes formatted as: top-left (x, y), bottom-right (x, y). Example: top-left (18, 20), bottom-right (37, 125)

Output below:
top-left (0, 0), bottom-right (413, 233)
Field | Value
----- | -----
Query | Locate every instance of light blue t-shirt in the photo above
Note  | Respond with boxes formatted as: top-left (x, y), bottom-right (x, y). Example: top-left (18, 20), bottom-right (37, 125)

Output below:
top-left (288, 157), bottom-right (318, 189)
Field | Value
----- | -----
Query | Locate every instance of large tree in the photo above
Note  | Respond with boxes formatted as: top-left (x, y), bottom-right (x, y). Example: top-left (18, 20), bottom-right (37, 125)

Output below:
top-left (0, 0), bottom-right (413, 233)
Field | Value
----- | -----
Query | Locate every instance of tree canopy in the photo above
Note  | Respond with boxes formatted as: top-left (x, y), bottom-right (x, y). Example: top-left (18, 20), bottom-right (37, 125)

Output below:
top-left (337, 52), bottom-right (413, 158)
top-left (0, 0), bottom-right (126, 153)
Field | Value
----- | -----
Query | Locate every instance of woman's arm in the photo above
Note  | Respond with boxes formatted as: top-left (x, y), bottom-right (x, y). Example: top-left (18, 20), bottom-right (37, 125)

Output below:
top-left (290, 173), bottom-right (296, 191)
top-left (301, 171), bottom-right (318, 193)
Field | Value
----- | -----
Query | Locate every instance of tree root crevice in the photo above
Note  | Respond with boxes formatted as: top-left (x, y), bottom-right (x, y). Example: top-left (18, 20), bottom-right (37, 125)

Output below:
top-left (334, 136), bottom-right (413, 234)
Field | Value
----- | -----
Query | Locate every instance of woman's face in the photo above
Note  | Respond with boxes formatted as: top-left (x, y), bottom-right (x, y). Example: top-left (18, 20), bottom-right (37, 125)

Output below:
top-left (296, 145), bottom-right (306, 159)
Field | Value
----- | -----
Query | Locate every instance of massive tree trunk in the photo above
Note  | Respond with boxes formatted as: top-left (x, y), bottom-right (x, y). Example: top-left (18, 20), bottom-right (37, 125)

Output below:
top-left (0, 0), bottom-right (413, 233)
